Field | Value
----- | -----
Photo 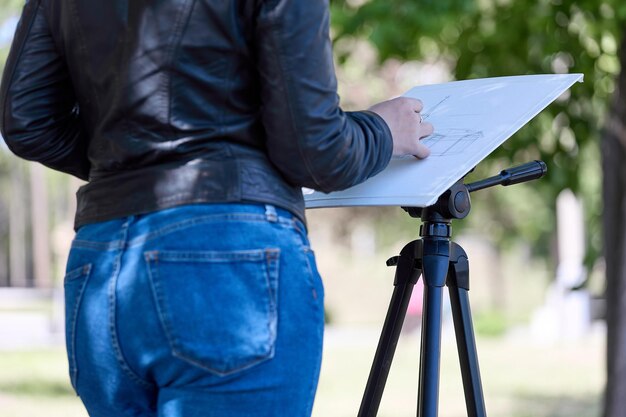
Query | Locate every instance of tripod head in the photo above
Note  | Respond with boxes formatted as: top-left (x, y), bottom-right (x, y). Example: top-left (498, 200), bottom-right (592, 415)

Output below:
top-left (403, 160), bottom-right (548, 221)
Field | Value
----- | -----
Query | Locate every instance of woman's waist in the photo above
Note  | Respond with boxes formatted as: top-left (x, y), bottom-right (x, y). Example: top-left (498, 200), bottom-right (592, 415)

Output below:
top-left (74, 156), bottom-right (305, 230)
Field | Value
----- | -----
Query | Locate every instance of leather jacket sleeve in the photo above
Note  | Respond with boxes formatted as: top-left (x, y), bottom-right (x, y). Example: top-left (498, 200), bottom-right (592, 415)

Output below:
top-left (0, 0), bottom-right (90, 180)
top-left (255, 0), bottom-right (393, 193)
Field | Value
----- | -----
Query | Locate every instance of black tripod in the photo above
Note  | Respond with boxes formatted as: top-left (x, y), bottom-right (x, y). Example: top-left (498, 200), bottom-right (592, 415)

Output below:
top-left (358, 161), bottom-right (548, 417)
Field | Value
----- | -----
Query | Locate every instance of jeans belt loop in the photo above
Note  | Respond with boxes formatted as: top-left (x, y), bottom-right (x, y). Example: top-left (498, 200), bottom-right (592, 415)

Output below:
top-left (265, 204), bottom-right (278, 223)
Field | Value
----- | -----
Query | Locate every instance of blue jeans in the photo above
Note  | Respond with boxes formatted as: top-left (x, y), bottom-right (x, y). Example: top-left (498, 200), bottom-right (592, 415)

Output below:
top-left (64, 203), bottom-right (325, 417)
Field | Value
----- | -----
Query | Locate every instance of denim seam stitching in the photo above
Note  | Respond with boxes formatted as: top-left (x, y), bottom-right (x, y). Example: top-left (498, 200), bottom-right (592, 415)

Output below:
top-left (135, 213), bottom-right (263, 242)
top-left (264, 250), bottom-right (279, 357)
top-left (65, 263), bottom-right (92, 282)
top-left (169, 348), bottom-right (275, 377)
top-left (108, 222), bottom-right (153, 389)
top-left (71, 240), bottom-right (124, 250)
top-left (304, 326), bottom-right (324, 416)
top-left (265, 249), bottom-right (280, 309)
top-left (126, 213), bottom-right (293, 246)
top-left (302, 251), bottom-right (324, 416)
top-left (145, 251), bottom-right (181, 367)
top-left (303, 249), bottom-right (321, 303)
top-left (66, 264), bottom-right (92, 391)
top-left (72, 213), bottom-right (297, 249)
top-left (154, 250), bottom-right (266, 262)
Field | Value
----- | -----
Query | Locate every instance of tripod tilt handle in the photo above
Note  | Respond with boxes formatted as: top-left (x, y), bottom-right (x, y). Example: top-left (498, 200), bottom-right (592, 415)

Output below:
top-left (466, 160), bottom-right (547, 193)
top-left (500, 160), bottom-right (547, 186)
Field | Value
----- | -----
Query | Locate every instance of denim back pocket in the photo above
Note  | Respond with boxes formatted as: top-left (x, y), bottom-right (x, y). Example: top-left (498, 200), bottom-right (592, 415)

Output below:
top-left (145, 248), bottom-right (280, 376)
top-left (64, 263), bottom-right (92, 391)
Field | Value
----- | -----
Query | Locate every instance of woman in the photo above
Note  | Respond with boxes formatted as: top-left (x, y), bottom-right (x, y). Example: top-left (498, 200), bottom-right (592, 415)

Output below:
top-left (0, 0), bottom-right (432, 415)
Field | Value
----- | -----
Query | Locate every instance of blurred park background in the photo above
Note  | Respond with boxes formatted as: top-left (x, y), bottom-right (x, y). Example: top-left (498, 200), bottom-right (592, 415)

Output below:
top-left (0, 0), bottom-right (625, 416)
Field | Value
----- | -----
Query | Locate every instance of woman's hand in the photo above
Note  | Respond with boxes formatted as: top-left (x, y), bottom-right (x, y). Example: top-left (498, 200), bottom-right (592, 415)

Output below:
top-left (369, 97), bottom-right (434, 159)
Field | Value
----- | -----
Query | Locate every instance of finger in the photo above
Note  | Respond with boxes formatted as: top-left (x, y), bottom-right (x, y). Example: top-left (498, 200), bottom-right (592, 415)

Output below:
top-left (398, 97), bottom-right (423, 113)
top-left (410, 99), bottom-right (424, 113)
top-left (413, 142), bottom-right (431, 159)
top-left (418, 122), bottom-right (434, 138)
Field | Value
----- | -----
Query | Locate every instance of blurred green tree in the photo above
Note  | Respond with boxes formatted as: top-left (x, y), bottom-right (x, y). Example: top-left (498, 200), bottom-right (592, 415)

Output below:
top-left (0, 1), bottom-right (25, 287)
top-left (0, 0), bottom-right (624, 413)
top-left (330, 0), bottom-right (624, 415)
top-left (1, 3), bottom-right (75, 288)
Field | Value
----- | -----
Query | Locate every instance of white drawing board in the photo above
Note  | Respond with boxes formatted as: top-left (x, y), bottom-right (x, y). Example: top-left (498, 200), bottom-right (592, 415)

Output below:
top-left (304, 74), bottom-right (583, 209)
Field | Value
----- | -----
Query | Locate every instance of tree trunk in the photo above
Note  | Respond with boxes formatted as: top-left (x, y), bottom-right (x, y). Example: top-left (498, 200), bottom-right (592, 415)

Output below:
top-left (9, 160), bottom-right (27, 287)
top-left (602, 31), bottom-right (626, 417)
top-left (30, 163), bottom-right (50, 288)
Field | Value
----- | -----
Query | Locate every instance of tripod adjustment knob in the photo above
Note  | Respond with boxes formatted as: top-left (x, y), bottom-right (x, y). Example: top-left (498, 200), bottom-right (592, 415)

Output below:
top-left (447, 184), bottom-right (471, 219)
top-left (453, 190), bottom-right (470, 215)
top-left (420, 222), bottom-right (452, 238)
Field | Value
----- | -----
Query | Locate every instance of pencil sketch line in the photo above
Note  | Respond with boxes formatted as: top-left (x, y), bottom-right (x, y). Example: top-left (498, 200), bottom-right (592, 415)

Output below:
top-left (422, 95), bottom-right (451, 120)
top-left (424, 130), bottom-right (484, 156)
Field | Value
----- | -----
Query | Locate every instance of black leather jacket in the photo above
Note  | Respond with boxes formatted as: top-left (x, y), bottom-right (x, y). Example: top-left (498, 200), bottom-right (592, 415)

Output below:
top-left (0, 0), bottom-right (393, 229)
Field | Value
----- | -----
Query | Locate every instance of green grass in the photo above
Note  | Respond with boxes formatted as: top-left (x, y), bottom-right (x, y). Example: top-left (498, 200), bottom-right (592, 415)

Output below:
top-left (0, 328), bottom-right (604, 417)
top-left (0, 349), bottom-right (87, 417)
top-left (473, 310), bottom-right (509, 338)
top-left (312, 328), bottom-right (603, 417)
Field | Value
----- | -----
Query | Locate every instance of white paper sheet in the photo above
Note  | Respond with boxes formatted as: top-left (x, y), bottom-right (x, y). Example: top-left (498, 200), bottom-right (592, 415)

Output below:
top-left (304, 74), bottom-right (583, 209)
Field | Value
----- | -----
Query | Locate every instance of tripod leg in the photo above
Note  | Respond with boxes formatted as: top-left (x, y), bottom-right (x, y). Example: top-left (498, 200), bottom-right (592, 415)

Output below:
top-left (417, 238), bottom-right (450, 417)
top-left (358, 240), bottom-right (422, 417)
top-left (447, 243), bottom-right (487, 417)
